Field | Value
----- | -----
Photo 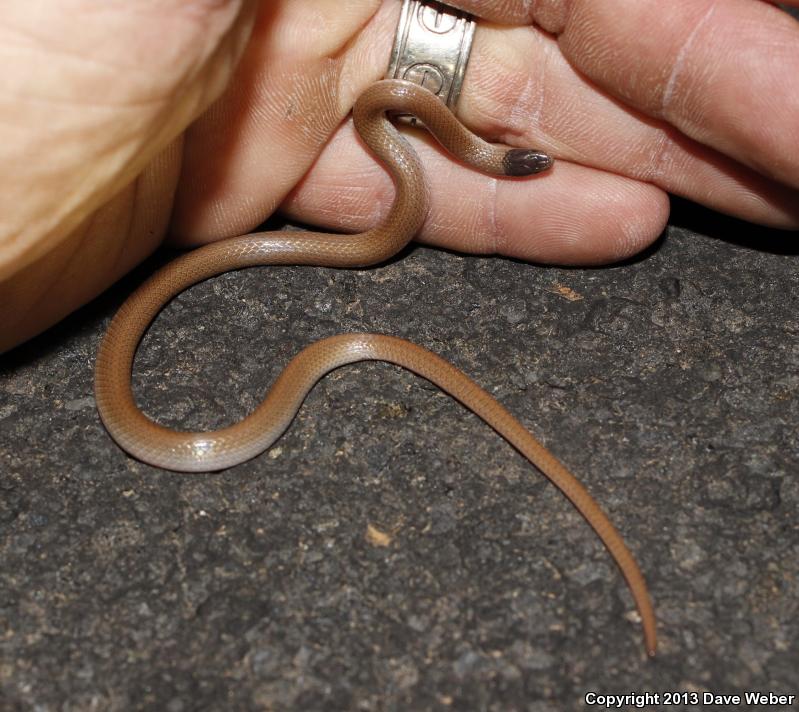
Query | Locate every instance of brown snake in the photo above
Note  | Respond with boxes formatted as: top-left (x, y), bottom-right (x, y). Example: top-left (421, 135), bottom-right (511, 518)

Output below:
top-left (95, 79), bottom-right (657, 656)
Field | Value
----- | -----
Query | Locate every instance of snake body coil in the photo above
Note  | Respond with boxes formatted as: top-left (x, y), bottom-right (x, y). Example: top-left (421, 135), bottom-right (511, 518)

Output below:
top-left (95, 79), bottom-right (657, 655)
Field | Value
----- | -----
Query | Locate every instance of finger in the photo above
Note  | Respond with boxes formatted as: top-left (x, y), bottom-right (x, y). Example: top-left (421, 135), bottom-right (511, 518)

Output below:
top-left (458, 19), bottom-right (799, 228)
top-left (0, 0), bottom-right (256, 280)
top-left (533, 0), bottom-right (799, 189)
top-left (170, 0), bottom-right (397, 244)
top-left (448, 0), bottom-right (798, 21)
top-left (281, 120), bottom-right (669, 265)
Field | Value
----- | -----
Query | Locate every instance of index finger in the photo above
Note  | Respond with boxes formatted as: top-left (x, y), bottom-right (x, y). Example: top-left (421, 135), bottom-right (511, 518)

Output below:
top-left (450, 0), bottom-right (799, 190)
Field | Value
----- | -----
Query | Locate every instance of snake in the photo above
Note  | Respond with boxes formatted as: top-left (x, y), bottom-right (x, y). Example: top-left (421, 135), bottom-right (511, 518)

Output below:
top-left (94, 79), bottom-right (657, 656)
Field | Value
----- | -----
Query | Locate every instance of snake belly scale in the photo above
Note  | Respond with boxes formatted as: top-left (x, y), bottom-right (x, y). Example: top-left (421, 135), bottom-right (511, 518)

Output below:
top-left (94, 79), bottom-right (657, 656)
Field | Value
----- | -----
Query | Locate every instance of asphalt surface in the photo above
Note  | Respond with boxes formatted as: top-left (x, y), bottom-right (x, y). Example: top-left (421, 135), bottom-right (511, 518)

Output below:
top-left (1, 195), bottom-right (797, 710)
top-left (2, 7), bottom-right (799, 705)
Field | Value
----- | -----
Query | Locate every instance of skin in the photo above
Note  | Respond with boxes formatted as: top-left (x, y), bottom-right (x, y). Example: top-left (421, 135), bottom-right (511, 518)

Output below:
top-left (1, 0), bottom-right (798, 354)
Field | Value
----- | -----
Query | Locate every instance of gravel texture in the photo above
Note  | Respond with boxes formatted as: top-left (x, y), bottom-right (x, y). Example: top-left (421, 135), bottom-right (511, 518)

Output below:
top-left (1, 195), bottom-right (797, 710)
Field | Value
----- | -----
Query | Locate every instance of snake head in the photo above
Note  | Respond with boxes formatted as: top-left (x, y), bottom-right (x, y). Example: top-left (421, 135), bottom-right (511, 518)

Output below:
top-left (503, 149), bottom-right (553, 176)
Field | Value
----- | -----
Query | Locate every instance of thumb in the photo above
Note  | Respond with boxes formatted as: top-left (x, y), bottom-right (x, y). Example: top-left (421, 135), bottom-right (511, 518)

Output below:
top-left (0, 0), bottom-right (257, 280)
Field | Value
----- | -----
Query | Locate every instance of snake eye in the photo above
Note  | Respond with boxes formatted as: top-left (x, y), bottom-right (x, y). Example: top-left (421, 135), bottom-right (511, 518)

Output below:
top-left (503, 149), bottom-right (553, 176)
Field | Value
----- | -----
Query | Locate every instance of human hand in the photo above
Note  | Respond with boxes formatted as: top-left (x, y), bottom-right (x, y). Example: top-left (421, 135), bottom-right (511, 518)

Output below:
top-left (1, 0), bottom-right (797, 352)
top-left (274, 0), bottom-right (799, 263)
top-left (0, 0), bottom-right (258, 350)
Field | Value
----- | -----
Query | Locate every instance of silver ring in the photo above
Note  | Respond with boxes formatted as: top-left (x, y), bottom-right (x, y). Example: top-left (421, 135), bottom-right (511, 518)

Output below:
top-left (386, 0), bottom-right (476, 124)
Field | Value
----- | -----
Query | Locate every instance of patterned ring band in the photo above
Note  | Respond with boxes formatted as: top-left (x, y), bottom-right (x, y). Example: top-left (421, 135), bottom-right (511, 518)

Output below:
top-left (385, 0), bottom-right (476, 125)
